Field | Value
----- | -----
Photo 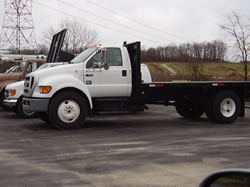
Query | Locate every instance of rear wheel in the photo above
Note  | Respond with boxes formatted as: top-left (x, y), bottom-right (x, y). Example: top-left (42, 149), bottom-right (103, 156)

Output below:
top-left (48, 91), bottom-right (87, 130)
top-left (205, 91), bottom-right (241, 123)
top-left (175, 103), bottom-right (204, 119)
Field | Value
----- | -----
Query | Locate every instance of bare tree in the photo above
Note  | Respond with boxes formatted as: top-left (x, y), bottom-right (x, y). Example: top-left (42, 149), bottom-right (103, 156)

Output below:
top-left (185, 43), bottom-right (207, 81)
top-left (141, 40), bottom-right (227, 63)
top-left (42, 18), bottom-right (99, 54)
top-left (219, 11), bottom-right (250, 80)
top-left (187, 58), bottom-right (207, 81)
top-left (37, 44), bottom-right (49, 54)
top-left (146, 48), bottom-right (158, 62)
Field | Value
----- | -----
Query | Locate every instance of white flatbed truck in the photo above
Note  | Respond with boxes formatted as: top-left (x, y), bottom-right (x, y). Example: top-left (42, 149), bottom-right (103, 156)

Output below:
top-left (23, 42), bottom-right (250, 130)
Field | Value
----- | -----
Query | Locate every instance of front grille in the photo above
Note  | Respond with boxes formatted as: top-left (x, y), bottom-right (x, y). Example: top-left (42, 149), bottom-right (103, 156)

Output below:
top-left (5, 90), bottom-right (9, 99)
top-left (30, 77), bottom-right (34, 89)
top-left (24, 76), bottom-right (30, 94)
top-left (24, 88), bottom-right (28, 94)
top-left (23, 75), bottom-right (37, 97)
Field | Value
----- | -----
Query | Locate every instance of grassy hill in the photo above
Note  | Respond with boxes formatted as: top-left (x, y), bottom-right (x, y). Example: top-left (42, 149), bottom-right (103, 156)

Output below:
top-left (145, 62), bottom-right (250, 82)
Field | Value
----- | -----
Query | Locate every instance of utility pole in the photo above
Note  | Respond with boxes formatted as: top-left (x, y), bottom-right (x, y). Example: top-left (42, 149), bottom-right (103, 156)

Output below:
top-left (0, 0), bottom-right (37, 53)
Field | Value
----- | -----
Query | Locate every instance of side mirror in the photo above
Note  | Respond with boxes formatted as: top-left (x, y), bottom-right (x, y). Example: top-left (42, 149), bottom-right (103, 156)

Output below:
top-left (199, 169), bottom-right (250, 187)
top-left (101, 48), bottom-right (109, 70)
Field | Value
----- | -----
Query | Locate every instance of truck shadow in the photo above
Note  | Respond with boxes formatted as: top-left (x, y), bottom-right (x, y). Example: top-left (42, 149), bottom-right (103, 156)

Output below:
top-left (1, 109), bottom-right (248, 132)
top-left (84, 116), bottom-right (211, 129)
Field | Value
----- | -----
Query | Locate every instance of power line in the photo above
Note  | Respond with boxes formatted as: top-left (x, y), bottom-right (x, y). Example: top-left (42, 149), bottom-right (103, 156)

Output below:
top-left (58, 0), bottom-right (178, 44)
top-left (33, 1), bottom-right (168, 45)
top-left (85, 0), bottom-right (193, 43)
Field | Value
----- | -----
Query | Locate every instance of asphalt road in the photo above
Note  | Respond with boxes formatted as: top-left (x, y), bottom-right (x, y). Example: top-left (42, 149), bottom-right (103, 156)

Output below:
top-left (0, 105), bottom-right (250, 187)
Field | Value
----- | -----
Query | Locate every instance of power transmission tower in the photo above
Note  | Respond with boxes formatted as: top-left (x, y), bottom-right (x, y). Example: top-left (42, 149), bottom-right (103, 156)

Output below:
top-left (0, 0), bottom-right (37, 53)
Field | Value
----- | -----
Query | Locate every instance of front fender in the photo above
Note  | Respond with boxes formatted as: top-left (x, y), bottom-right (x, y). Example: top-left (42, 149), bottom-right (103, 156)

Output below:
top-left (32, 75), bottom-right (93, 109)
top-left (0, 80), bottom-right (18, 92)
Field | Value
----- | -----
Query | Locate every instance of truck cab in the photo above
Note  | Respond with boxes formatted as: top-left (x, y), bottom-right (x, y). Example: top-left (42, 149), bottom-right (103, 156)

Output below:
top-left (75, 45), bottom-right (133, 97)
top-left (23, 42), bottom-right (151, 129)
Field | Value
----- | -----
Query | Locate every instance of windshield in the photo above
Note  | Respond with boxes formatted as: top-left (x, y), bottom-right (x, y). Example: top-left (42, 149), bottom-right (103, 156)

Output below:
top-left (19, 62), bottom-right (26, 72)
top-left (70, 47), bottom-right (98, 64)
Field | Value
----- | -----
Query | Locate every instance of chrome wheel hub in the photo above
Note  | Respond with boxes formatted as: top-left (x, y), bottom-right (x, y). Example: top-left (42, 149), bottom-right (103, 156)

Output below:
top-left (58, 100), bottom-right (80, 123)
top-left (220, 98), bottom-right (236, 117)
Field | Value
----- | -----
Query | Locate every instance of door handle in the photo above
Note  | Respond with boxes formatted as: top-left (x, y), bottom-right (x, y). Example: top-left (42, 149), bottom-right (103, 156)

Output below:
top-left (86, 74), bottom-right (93, 77)
top-left (122, 70), bottom-right (127, 77)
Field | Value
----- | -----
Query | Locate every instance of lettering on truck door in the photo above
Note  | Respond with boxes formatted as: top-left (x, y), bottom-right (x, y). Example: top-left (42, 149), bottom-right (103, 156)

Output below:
top-left (84, 48), bottom-right (130, 97)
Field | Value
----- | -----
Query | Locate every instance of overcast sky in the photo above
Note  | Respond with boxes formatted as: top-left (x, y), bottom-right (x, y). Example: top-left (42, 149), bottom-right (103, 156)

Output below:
top-left (0, 0), bottom-right (250, 49)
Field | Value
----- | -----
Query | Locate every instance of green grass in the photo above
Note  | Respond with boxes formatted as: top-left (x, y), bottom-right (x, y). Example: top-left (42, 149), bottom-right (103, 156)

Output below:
top-left (144, 62), bottom-right (250, 81)
top-left (158, 64), bottom-right (172, 75)
top-left (167, 63), bottom-right (184, 74)
top-left (204, 63), bottom-right (246, 76)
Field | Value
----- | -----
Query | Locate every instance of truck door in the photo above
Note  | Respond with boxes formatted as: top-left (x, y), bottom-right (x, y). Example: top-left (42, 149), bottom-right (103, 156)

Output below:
top-left (84, 48), bottom-right (131, 97)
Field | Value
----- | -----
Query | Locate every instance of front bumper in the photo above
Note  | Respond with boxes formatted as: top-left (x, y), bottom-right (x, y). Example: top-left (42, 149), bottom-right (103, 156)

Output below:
top-left (23, 97), bottom-right (50, 112)
top-left (3, 99), bottom-right (18, 108)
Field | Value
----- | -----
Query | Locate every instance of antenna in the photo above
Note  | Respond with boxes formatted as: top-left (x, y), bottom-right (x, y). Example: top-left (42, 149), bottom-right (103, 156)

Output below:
top-left (0, 0), bottom-right (37, 53)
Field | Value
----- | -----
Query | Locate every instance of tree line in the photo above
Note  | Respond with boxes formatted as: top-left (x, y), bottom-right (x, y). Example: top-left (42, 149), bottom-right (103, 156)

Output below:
top-left (141, 40), bottom-right (227, 63)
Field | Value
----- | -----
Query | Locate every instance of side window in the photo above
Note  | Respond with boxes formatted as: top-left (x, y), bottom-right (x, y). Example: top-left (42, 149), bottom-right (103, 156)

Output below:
top-left (107, 48), bottom-right (122, 66)
top-left (26, 63), bottom-right (32, 73)
top-left (26, 62), bottom-right (44, 73)
top-left (86, 51), bottom-right (102, 68)
top-left (37, 62), bottom-right (44, 69)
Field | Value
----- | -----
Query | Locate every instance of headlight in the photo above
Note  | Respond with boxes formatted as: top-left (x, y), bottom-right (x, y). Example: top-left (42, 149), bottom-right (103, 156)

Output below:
top-left (5, 90), bottom-right (16, 98)
top-left (10, 90), bottom-right (16, 96)
top-left (40, 86), bottom-right (52, 94)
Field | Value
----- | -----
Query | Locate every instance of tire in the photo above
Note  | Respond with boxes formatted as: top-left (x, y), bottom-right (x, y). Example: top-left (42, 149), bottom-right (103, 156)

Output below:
top-left (0, 92), bottom-right (4, 108)
top-left (175, 103), bottom-right (205, 119)
top-left (37, 112), bottom-right (50, 123)
top-left (48, 91), bottom-right (87, 130)
top-left (128, 104), bottom-right (145, 112)
top-left (205, 91), bottom-right (241, 123)
top-left (16, 98), bottom-right (37, 118)
top-left (0, 91), bottom-right (9, 110)
top-left (205, 93), bottom-right (217, 123)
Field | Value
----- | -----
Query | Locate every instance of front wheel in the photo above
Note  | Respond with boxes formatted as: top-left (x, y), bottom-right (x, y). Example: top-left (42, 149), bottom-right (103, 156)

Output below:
top-left (0, 92), bottom-right (5, 109)
top-left (15, 98), bottom-right (37, 118)
top-left (205, 91), bottom-right (241, 123)
top-left (48, 91), bottom-right (88, 130)
top-left (0, 91), bottom-right (9, 110)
